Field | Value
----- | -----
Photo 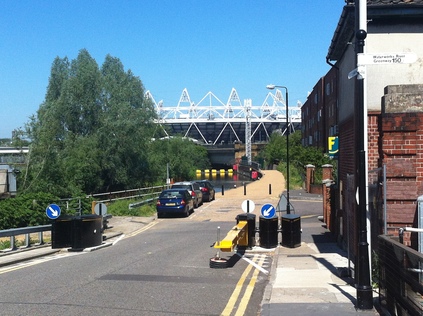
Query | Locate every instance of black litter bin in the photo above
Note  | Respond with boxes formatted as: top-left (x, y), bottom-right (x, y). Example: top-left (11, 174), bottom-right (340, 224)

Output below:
top-left (259, 216), bottom-right (279, 248)
top-left (281, 214), bottom-right (301, 248)
top-left (51, 214), bottom-right (103, 250)
top-left (236, 213), bottom-right (256, 248)
top-left (52, 215), bottom-right (73, 248)
top-left (71, 214), bottom-right (103, 250)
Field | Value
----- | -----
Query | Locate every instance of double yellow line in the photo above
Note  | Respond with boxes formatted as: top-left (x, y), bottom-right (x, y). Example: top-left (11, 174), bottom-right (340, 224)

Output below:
top-left (221, 254), bottom-right (266, 316)
top-left (124, 221), bottom-right (159, 238)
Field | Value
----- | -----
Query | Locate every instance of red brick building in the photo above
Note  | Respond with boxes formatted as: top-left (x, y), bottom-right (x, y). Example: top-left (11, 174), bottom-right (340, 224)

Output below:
top-left (301, 66), bottom-right (338, 151)
top-left (303, 1), bottom-right (423, 256)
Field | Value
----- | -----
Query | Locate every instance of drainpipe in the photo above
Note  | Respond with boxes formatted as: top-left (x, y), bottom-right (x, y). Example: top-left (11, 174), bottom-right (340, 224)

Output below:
top-left (326, 57), bottom-right (339, 70)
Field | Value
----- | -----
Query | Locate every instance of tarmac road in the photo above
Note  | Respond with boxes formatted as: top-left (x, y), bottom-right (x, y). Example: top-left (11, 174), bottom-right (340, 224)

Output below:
top-left (0, 170), bottom-right (382, 315)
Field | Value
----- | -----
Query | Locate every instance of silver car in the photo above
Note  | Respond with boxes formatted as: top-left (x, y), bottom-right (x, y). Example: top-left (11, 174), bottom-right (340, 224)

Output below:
top-left (171, 181), bottom-right (203, 208)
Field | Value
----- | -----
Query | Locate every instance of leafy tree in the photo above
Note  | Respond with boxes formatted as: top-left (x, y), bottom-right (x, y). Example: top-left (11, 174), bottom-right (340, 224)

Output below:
top-left (148, 137), bottom-right (210, 182)
top-left (21, 49), bottom-right (157, 196)
top-left (18, 49), bottom-right (211, 199)
top-left (45, 56), bottom-right (70, 102)
top-left (60, 50), bottom-right (102, 136)
top-left (263, 132), bottom-right (286, 166)
top-left (96, 55), bottom-right (157, 191)
top-left (258, 131), bottom-right (334, 187)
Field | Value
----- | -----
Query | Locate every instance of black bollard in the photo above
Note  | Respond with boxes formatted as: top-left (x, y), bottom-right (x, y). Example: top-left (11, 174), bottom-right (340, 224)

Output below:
top-left (221, 185), bottom-right (224, 196)
top-left (243, 182), bottom-right (246, 195)
top-left (269, 184), bottom-right (272, 195)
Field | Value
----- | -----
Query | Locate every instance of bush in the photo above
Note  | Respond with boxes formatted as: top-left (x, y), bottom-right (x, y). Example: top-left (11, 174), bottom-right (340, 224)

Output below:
top-left (107, 199), bottom-right (157, 217)
top-left (277, 162), bottom-right (303, 190)
top-left (0, 192), bottom-right (60, 230)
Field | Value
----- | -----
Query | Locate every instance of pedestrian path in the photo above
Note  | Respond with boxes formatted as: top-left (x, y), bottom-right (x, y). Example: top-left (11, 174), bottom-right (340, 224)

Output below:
top-left (258, 187), bottom-right (380, 315)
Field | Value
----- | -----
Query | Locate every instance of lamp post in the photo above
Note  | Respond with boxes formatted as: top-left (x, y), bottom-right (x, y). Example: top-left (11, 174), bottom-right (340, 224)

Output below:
top-left (266, 84), bottom-right (290, 214)
top-left (354, 0), bottom-right (373, 309)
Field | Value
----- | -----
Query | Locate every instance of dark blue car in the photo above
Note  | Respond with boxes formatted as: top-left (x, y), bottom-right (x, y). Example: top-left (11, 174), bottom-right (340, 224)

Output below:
top-left (156, 189), bottom-right (194, 218)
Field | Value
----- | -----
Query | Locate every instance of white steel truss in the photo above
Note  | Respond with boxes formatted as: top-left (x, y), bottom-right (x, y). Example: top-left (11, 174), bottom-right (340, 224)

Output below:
top-left (145, 88), bottom-right (302, 145)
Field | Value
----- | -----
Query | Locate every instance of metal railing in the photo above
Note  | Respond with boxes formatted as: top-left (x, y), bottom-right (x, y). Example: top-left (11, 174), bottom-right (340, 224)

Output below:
top-left (0, 225), bottom-right (51, 252)
top-left (88, 185), bottom-right (165, 204)
top-left (0, 185), bottom-right (166, 252)
top-left (378, 234), bottom-right (423, 315)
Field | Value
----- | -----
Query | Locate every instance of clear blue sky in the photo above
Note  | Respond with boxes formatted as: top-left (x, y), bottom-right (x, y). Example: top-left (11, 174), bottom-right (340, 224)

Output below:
top-left (0, 0), bottom-right (345, 139)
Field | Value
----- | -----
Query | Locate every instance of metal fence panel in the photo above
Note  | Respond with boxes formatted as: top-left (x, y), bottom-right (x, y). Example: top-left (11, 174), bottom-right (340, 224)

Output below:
top-left (378, 235), bottom-right (423, 315)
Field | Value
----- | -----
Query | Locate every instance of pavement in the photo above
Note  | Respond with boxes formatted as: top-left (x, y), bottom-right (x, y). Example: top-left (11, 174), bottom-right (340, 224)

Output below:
top-left (0, 170), bottom-right (383, 315)
top-left (260, 192), bottom-right (381, 315)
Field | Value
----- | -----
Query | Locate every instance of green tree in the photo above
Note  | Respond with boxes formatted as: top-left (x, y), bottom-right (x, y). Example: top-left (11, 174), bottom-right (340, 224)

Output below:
top-left (45, 56), bottom-right (70, 102)
top-left (259, 131), bottom-right (334, 187)
top-left (263, 132), bottom-right (286, 166)
top-left (96, 55), bottom-right (156, 191)
top-left (22, 49), bottom-right (157, 196)
top-left (148, 137), bottom-right (210, 182)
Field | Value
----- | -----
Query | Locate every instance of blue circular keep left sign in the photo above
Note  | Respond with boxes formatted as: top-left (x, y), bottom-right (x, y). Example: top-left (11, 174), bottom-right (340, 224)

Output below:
top-left (261, 203), bottom-right (276, 219)
top-left (46, 204), bottom-right (61, 219)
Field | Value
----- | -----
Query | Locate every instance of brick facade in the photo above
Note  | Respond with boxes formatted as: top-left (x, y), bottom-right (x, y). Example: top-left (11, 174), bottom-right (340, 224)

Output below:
top-left (380, 85), bottom-right (423, 244)
top-left (368, 112), bottom-right (380, 172)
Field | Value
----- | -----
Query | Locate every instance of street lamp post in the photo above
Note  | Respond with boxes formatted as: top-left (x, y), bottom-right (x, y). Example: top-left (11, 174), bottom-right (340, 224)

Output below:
top-left (266, 84), bottom-right (290, 215)
top-left (354, 0), bottom-right (373, 309)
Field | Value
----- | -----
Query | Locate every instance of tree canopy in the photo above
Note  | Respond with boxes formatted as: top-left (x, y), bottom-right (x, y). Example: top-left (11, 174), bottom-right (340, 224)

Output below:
top-left (259, 130), bottom-right (335, 184)
top-left (19, 49), bottom-right (209, 197)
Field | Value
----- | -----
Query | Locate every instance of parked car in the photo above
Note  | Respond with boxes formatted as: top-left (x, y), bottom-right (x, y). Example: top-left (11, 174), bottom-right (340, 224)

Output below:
top-left (156, 189), bottom-right (194, 218)
top-left (171, 181), bottom-right (203, 208)
top-left (195, 180), bottom-right (216, 202)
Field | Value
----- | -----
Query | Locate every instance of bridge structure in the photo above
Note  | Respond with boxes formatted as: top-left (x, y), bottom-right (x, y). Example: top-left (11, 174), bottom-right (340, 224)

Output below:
top-left (146, 88), bottom-right (302, 146)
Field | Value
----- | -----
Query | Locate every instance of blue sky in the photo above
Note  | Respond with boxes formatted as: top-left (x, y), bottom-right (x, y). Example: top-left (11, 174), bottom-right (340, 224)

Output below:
top-left (0, 0), bottom-right (345, 139)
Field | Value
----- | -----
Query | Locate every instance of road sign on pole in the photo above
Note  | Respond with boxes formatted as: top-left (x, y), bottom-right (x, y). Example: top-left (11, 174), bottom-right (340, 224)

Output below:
top-left (46, 204), bottom-right (61, 219)
top-left (358, 52), bottom-right (417, 65)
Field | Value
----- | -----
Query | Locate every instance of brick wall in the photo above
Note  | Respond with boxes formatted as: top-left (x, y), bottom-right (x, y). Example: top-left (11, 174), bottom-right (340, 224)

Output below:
top-left (380, 85), bottom-right (423, 246)
top-left (368, 112), bottom-right (380, 172)
top-left (334, 85), bottom-right (423, 251)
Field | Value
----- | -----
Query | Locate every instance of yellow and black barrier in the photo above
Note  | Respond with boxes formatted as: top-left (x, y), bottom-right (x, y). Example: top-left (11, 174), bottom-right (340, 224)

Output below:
top-left (213, 220), bottom-right (249, 252)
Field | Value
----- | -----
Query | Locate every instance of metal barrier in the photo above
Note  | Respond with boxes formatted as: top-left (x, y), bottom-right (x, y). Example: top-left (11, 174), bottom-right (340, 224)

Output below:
top-left (1, 214), bottom-right (112, 252)
top-left (88, 185), bottom-right (165, 203)
top-left (378, 234), bottom-right (423, 315)
top-left (0, 225), bottom-right (51, 251)
top-left (213, 221), bottom-right (248, 252)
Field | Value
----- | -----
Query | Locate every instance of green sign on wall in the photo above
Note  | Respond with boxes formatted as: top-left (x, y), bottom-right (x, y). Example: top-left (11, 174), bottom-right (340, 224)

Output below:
top-left (328, 136), bottom-right (338, 158)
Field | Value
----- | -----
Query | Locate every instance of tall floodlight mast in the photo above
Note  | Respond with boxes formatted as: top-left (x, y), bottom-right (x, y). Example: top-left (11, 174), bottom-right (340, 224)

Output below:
top-left (245, 99), bottom-right (252, 165)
